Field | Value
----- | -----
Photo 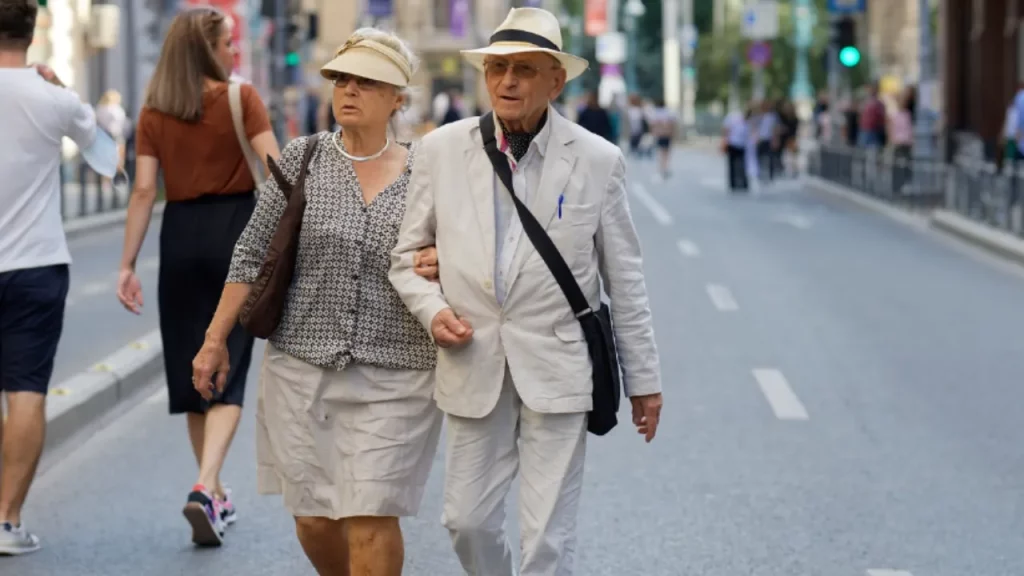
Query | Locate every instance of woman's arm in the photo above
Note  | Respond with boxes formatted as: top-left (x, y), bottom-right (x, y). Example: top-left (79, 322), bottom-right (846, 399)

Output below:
top-left (119, 155), bottom-right (159, 271)
top-left (250, 130), bottom-right (281, 173)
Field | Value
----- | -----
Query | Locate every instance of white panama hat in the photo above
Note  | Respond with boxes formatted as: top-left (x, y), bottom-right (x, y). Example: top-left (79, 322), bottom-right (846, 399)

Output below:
top-left (461, 7), bottom-right (589, 81)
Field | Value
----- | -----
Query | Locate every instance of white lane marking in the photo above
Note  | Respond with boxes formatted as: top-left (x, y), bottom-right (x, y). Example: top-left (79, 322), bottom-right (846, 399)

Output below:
top-left (775, 213), bottom-right (813, 229)
top-left (632, 183), bottom-right (674, 226)
top-left (753, 369), bottom-right (809, 420)
top-left (677, 239), bottom-right (701, 257)
top-left (867, 571), bottom-right (913, 576)
top-left (139, 257), bottom-right (160, 271)
top-left (78, 280), bottom-right (110, 297)
top-left (65, 296), bottom-right (77, 307)
top-left (705, 284), bottom-right (738, 311)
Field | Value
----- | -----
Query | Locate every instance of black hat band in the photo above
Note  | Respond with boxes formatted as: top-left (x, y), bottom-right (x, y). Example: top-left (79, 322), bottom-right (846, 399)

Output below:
top-left (489, 29), bottom-right (560, 52)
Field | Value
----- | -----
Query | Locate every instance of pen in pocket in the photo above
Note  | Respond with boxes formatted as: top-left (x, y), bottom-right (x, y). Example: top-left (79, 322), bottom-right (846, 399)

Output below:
top-left (558, 194), bottom-right (564, 219)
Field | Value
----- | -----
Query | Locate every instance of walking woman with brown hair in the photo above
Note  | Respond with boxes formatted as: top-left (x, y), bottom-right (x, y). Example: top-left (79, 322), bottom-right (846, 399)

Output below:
top-left (115, 6), bottom-right (281, 546)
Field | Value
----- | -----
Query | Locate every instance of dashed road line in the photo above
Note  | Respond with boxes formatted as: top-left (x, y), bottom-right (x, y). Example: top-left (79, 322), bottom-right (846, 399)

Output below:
top-left (866, 570), bottom-right (913, 576)
top-left (705, 284), bottom-right (738, 311)
top-left (677, 239), bottom-right (701, 257)
top-left (774, 213), bottom-right (813, 229)
top-left (78, 280), bottom-right (110, 297)
top-left (632, 183), bottom-right (674, 226)
top-left (752, 368), bottom-right (809, 421)
top-left (139, 257), bottom-right (160, 271)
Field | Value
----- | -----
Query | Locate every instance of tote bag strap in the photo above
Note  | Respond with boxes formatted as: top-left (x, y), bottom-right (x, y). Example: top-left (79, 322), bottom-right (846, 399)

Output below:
top-left (228, 82), bottom-right (267, 189)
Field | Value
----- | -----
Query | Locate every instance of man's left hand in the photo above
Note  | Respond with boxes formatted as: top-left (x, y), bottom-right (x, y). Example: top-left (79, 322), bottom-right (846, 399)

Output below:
top-left (630, 393), bottom-right (663, 443)
top-left (414, 246), bottom-right (439, 282)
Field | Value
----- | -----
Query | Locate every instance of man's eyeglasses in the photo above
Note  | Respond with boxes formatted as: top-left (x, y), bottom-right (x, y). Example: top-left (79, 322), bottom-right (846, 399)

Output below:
top-left (331, 73), bottom-right (383, 90)
top-left (483, 60), bottom-right (558, 80)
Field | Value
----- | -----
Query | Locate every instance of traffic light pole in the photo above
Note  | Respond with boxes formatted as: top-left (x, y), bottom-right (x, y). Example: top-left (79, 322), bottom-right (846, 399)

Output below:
top-left (827, 14), bottom-right (841, 146)
top-left (913, 0), bottom-right (935, 162)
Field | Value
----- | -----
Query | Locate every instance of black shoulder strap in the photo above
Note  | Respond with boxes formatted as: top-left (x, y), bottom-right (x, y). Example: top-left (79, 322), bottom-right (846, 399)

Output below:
top-left (479, 113), bottom-right (592, 318)
top-left (266, 132), bottom-right (322, 200)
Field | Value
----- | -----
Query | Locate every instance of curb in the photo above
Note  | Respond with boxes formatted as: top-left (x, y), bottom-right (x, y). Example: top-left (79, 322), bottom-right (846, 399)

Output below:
top-left (804, 175), bottom-right (1024, 267)
top-left (802, 174), bottom-right (930, 230)
top-left (44, 330), bottom-right (163, 452)
top-left (929, 209), bottom-right (1024, 266)
top-left (63, 202), bottom-right (166, 240)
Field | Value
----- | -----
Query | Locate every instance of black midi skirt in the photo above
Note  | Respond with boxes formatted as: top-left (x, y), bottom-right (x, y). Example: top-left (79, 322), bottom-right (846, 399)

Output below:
top-left (158, 192), bottom-right (256, 415)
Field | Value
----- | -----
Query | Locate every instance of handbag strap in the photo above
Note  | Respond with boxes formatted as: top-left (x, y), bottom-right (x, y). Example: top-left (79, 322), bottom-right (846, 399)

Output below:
top-left (228, 82), bottom-right (266, 187)
top-left (266, 132), bottom-right (322, 201)
top-left (479, 112), bottom-right (593, 319)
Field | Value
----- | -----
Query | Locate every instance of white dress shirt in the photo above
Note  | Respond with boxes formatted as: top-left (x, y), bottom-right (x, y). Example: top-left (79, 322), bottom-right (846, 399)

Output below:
top-left (492, 115), bottom-right (553, 306)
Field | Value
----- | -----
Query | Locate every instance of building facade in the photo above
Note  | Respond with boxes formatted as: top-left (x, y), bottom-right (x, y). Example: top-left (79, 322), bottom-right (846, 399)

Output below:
top-left (943, 0), bottom-right (1024, 156)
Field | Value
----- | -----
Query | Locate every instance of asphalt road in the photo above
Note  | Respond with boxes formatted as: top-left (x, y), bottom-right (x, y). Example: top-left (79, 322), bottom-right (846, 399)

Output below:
top-left (10, 149), bottom-right (1024, 575)
top-left (53, 217), bottom-right (162, 384)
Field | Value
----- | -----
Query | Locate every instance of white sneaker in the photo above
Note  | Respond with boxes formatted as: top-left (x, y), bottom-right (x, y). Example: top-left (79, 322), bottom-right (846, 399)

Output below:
top-left (0, 522), bottom-right (41, 556)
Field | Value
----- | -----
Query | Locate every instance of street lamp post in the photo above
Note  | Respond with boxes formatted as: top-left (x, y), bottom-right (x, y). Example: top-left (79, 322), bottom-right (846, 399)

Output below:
top-left (790, 0), bottom-right (814, 120)
top-left (623, 0), bottom-right (645, 95)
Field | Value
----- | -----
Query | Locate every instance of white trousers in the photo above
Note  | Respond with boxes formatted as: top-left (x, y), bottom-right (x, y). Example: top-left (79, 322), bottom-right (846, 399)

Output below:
top-left (442, 369), bottom-right (588, 576)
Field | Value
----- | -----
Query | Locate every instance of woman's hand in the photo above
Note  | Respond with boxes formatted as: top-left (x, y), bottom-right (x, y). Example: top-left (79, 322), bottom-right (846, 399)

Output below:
top-left (192, 336), bottom-right (231, 401)
top-left (116, 267), bottom-right (144, 314)
top-left (414, 246), bottom-right (439, 282)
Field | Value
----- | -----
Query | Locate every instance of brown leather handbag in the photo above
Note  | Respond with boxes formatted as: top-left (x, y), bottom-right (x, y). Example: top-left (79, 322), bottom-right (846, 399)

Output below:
top-left (239, 133), bottom-right (322, 339)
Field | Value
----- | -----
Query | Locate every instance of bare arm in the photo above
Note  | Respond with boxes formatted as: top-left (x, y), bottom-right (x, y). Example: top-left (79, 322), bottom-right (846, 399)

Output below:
top-left (119, 155), bottom-right (159, 271)
top-left (250, 129), bottom-right (281, 173)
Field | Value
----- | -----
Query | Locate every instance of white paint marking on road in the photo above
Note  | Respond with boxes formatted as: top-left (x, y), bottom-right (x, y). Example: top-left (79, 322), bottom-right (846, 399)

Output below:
top-left (866, 570), bottom-right (913, 576)
top-left (705, 284), bottom-right (738, 311)
top-left (775, 213), bottom-right (813, 229)
top-left (65, 296), bottom-right (76, 307)
top-left (78, 280), bottom-right (110, 297)
top-left (632, 183), bottom-right (674, 226)
top-left (753, 369), bottom-right (809, 421)
top-left (677, 239), bottom-right (701, 257)
top-left (139, 257), bottom-right (160, 271)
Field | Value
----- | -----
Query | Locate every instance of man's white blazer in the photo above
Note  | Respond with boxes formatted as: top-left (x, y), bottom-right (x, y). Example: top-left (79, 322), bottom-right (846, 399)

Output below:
top-left (390, 110), bottom-right (661, 419)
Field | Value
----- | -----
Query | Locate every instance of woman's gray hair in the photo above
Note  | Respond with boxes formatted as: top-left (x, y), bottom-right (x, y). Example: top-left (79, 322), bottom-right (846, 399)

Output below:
top-left (347, 27), bottom-right (420, 138)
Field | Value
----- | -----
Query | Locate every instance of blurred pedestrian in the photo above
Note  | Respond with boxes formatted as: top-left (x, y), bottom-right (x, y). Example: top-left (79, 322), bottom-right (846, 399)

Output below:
top-left (722, 105), bottom-right (749, 192)
top-left (391, 8), bottom-right (663, 575)
top-left (192, 27), bottom-right (440, 575)
top-left (96, 89), bottom-right (128, 169)
top-left (0, 0), bottom-right (114, 555)
top-left (626, 93), bottom-right (649, 158)
top-left (576, 91), bottom-right (614, 142)
top-left (649, 98), bottom-right (677, 179)
top-left (115, 6), bottom-right (281, 547)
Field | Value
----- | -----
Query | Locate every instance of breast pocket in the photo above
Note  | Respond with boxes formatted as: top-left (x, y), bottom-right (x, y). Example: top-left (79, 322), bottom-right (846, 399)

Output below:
top-left (549, 202), bottom-right (600, 254)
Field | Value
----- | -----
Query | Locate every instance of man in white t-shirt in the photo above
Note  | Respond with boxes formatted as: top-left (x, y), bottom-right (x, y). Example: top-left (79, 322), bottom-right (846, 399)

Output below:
top-left (0, 0), bottom-right (101, 555)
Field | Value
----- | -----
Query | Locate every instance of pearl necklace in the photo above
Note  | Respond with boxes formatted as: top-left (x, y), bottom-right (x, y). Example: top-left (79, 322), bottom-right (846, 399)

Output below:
top-left (333, 131), bottom-right (390, 162)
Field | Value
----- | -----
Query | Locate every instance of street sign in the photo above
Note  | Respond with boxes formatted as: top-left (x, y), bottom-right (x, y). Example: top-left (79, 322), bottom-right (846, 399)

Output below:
top-left (826, 0), bottom-right (866, 14)
top-left (747, 41), bottom-right (771, 67)
top-left (595, 32), bottom-right (627, 65)
top-left (741, 0), bottom-right (779, 40)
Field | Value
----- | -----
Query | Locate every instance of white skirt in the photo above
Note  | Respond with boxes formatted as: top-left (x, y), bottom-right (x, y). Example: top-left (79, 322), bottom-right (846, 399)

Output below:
top-left (255, 343), bottom-right (442, 519)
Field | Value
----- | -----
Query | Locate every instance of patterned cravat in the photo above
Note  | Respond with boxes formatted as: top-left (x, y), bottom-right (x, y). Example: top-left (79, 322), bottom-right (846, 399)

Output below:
top-left (498, 112), bottom-right (548, 162)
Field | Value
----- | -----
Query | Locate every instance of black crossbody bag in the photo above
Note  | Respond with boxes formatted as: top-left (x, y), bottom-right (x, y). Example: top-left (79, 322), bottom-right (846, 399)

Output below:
top-left (479, 113), bottom-right (621, 436)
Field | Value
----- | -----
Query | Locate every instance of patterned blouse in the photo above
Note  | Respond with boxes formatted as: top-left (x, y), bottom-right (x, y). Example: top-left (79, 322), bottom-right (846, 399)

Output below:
top-left (226, 133), bottom-right (436, 372)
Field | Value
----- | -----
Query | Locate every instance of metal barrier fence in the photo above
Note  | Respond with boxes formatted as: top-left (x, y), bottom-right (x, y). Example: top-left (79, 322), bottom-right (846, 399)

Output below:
top-left (807, 143), bottom-right (1024, 237)
top-left (807, 144), bottom-right (947, 210)
top-left (59, 136), bottom-right (136, 221)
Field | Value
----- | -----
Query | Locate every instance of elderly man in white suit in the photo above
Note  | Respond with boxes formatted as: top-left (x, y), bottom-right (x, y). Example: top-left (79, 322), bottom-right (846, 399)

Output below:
top-left (390, 7), bottom-right (663, 575)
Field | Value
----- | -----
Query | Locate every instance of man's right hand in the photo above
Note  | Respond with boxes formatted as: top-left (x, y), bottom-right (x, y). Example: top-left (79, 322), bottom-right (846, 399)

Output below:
top-left (431, 308), bottom-right (474, 348)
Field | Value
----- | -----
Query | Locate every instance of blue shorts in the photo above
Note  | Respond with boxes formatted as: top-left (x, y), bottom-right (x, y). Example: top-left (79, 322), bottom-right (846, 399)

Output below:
top-left (0, 264), bottom-right (70, 394)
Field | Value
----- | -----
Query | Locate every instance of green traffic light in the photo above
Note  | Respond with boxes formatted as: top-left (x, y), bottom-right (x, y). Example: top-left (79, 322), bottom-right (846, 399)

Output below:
top-left (286, 52), bottom-right (300, 66)
top-left (839, 46), bottom-right (861, 67)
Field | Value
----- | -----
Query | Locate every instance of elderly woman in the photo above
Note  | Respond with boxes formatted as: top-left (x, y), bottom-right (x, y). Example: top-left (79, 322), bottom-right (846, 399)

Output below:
top-left (192, 28), bottom-right (438, 575)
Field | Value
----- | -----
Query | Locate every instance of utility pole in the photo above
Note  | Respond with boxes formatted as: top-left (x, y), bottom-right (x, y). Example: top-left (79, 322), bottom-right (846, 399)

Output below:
top-left (680, 0), bottom-right (695, 133)
top-left (790, 0), bottom-right (814, 120)
top-left (269, 0), bottom-right (288, 140)
top-left (662, 0), bottom-right (679, 112)
top-left (913, 0), bottom-right (935, 161)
